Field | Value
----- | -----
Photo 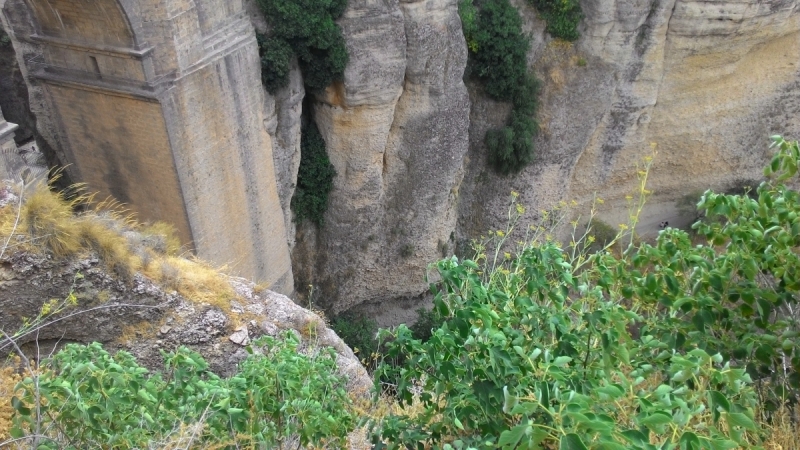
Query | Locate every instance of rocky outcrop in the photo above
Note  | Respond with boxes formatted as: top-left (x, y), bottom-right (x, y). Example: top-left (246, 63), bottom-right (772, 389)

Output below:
top-left (0, 251), bottom-right (371, 391)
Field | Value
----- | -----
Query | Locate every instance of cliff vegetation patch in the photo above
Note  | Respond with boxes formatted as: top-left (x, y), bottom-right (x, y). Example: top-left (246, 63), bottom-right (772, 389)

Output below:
top-left (255, 0), bottom-right (348, 94)
top-left (291, 121), bottom-right (336, 225)
top-left (460, 0), bottom-right (540, 175)
top-left (528, 0), bottom-right (582, 41)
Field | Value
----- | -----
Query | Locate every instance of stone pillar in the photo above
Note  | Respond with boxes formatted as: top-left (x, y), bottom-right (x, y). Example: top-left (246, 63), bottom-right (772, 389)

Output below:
top-left (0, 0), bottom-right (293, 293)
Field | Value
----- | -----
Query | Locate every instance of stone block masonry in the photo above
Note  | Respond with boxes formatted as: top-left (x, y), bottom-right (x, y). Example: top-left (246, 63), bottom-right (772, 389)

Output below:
top-left (0, 0), bottom-right (293, 294)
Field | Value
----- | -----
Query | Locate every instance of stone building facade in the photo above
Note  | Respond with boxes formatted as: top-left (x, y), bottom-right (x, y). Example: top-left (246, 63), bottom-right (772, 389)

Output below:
top-left (0, 0), bottom-right (293, 294)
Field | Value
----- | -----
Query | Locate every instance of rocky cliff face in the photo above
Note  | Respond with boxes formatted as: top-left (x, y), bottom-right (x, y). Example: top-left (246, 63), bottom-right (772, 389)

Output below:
top-left (459, 0), bottom-right (800, 245)
top-left (3, 0), bottom-right (799, 325)
top-left (267, 0), bottom-right (799, 324)
top-left (259, 0), bottom-right (470, 322)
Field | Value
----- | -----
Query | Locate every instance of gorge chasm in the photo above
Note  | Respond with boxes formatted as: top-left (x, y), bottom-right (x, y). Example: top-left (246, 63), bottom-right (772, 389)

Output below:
top-left (2, 0), bottom-right (800, 326)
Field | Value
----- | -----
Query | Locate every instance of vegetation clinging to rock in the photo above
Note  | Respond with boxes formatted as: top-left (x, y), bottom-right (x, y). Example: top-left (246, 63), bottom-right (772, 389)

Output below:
top-left (255, 0), bottom-right (348, 93)
top-left (460, 0), bottom-right (540, 175)
top-left (291, 121), bottom-right (336, 225)
top-left (528, 0), bottom-right (583, 41)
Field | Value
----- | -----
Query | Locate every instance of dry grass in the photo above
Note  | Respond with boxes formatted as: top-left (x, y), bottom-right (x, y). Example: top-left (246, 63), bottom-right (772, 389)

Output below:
top-left (143, 256), bottom-right (235, 312)
top-left (0, 182), bottom-right (234, 313)
top-left (763, 405), bottom-right (800, 450)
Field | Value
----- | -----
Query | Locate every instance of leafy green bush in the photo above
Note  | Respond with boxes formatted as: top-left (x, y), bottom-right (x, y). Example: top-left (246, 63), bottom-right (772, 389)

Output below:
top-left (528, 0), bottom-right (583, 41)
top-left (257, 34), bottom-right (294, 93)
top-left (371, 137), bottom-right (800, 449)
top-left (331, 312), bottom-right (380, 363)
top-left (255, 0), bottom-right (348, 93)
top-left (408, 307), bottom-right (446, 343)
top-left (291, 121), bottom-right (336, 225)
top-left (460, 1), bottom-right (541, 175)
top-left (11, 332), bottom-right (355, 448)
top-left (471, 0), bottom-right (529, 102)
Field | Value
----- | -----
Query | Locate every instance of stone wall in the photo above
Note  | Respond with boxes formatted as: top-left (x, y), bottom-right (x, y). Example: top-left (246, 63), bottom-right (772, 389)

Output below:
top-left (0, 0), bottom-right (293, 294)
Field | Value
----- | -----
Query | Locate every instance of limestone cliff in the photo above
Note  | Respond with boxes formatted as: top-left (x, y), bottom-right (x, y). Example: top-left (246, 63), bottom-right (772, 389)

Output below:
top-left (2, 0), bottom-right (799, 325)
top-left (264, 0), bottom-right (800, 323)
top-left (459, 0), bottom-right (800, 244)
top-left (259, 0), bottom-right (470, 322)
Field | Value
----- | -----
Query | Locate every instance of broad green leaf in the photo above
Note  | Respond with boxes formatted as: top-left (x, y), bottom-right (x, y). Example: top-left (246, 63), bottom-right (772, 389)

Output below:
top-left (559, 433), bottom-right (589, 450)
top-left (640, 411), bottom-right (672, 427)
top-left (724, 412), bottom-right (757, 431)
top-left (708, 391), bottom-right (730, 412)
top-left (499, 423), bottom-right (528, 448)
top-left (553, 356), bottom-right (572, 367)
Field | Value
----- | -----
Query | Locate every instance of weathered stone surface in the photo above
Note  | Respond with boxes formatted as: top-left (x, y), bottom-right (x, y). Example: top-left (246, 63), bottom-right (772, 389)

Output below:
top-left (290, 0), bottom-right (470, 323)
top-left (457, 0), bottom-right (800, 251)
top-left (0, 250), bottom-right (371, 391)
top-left (0, 0), bottom-right (294, 294)
top-left (0, 23), bottom-right (34, 144)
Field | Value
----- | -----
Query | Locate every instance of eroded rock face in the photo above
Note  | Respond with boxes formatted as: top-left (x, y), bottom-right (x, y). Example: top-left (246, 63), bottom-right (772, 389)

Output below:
top-left (458, 0), bottom-right (800, 248)
top-left (282, 0), bottom-right (800, 322)
top-left (288, 0), bottom-right (470, 322)
top-left (0, 251), bottom-right (371, 391)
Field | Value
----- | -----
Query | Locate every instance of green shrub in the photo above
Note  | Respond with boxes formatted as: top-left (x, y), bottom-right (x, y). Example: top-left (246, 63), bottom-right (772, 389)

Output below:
top-left (256, 0), bottom-right (349, 93)
top-left (486, 109), bottom-right (537, 175)
top-left (528, 0), bottom-right (583, 41)
top-left (256, 34), bottom-right (293, 93)
top-left (291, 121), bottom-right (336, 225)
top-left (408, 307), bottom-right (446, 343)
top-left (371, 137), bottom-right (800, 448)
top-left (471, 0), bottom-right (529, 102)
top-left (11, 332), bottom-right (355, 448)
top-left (331, 312), bottom-right (380, 363)
top-left (458, 0), bottom-right (480, 52)
top-left (460, 1), bottom-right (541, 175)
top-left (0, 27), bottom-right (10, 48)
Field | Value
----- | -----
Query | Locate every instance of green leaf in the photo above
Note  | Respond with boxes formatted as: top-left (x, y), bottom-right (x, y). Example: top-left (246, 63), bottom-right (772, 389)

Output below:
top-left (708, 391), bottom-right (730, 412)
top-left (724, 412), bottom-right (757, 431)
top-left (499, 424), bottom-right (528, 448)
top-left (680, 431), bottom-right (700, 450)
top-left (640, 411), bottom-right (672, 427)
top-left (596, 385), bottom-right (625, 400)
top-left (621, 429), bottom-right (648, 446)
top-left (553, 356), bottom-right (572, 367)
top-left (560, 433), bottom-right (589, 450)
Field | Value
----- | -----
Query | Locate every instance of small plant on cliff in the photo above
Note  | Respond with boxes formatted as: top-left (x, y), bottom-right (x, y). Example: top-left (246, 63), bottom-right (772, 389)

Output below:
top-left (255, 0), bottom-right (348, 93)
top-left (291, 121), bottom-right (336, 225)
top-left (460, 0), bottom-right (540, 175)
top-left (0, 27), bottom-right (10, 48)
top-left (527, 0), bottom-right (583, 41)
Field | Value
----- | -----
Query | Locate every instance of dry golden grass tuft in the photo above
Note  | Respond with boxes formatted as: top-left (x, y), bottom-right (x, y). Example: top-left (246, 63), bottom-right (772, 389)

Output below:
top-left (763, 405), bottom-right (800, 450)
top-left (21, 184), bottom-right (84, 257)
top-left (1, 182), bottom-right (234, 310)
top-left (143, 256), bottom-right (235, 312)
top-left (139, 222), bottom-right (182, 256)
